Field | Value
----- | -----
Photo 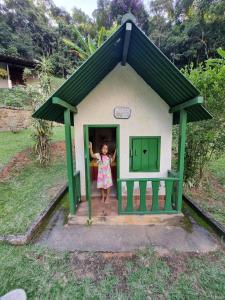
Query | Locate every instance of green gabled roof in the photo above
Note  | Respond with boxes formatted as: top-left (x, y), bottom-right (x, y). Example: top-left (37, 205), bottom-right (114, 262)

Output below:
top-left (33, 16), bottom-right (212, 125)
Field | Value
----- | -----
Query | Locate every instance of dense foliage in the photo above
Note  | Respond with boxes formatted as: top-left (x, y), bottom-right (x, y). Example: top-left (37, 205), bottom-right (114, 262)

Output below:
top-left (63, 24), bottom-right (118, 63)
top-left (0, 86), bottom-right (38, 107)
top-left (0, 0), bottom-right (82, 76)
top-left (1, 0), bottom-right (225, 74)
top-left (183, 49), bottom-right (225, 185)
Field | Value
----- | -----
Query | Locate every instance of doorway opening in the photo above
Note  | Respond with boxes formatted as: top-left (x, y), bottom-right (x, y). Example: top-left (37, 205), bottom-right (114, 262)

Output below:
top-left (89, 126), bottom-right (117, 197)
top-left (83, 125), bottom-right (120, 219)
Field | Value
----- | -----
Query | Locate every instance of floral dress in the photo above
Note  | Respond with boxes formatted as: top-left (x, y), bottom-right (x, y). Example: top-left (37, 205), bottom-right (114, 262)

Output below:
top-left (96, 154), bottom-right (113, 189)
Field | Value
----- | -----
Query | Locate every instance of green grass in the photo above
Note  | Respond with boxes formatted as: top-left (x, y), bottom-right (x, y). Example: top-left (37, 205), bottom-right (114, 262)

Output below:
top-left (209, 154), bottom-right (225, 187)
top-left (0, 127), bottom-right (65, 168)
top-left (167, 252), bottom-right (225, 299)
top-left (186, 154), bottom-right (225, 227)
top-left (0, 127), bottom-right (68, 235)
top-left (0, 158), bottom-right (67, 235)
top-left (0, 245), bottom-right (225, 299)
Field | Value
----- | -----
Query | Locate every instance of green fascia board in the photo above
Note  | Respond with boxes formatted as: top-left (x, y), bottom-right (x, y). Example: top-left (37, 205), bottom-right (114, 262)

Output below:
top-left (52, 97), bottom-right (77, 113)
top-left (173, 104), bottom-right (213, 124)
top-left (169, 96), bottom-right (203, 113)
top-left (32, 17), bottom-right (212, 124)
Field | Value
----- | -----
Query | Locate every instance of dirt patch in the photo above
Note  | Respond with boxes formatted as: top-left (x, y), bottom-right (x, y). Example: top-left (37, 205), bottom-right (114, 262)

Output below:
top-left (51, 141), bottom-right (66, 158)
top-left (69, 249), bottom-right (225, 295)
top-left (0, 148), bottom-right (32, 181)
top-left (0, 141), bottom-right (66, 182)
top-left (102, 252), bottom-right (134, 259)
top-left (70, 251), bottom-right (135, 287)
top-left (163, 252), bottom-right (189, 283)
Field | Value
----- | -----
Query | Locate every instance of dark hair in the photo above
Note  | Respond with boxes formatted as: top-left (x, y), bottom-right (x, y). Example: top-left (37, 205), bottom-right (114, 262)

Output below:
top-left (100, 144), bottom-right (110, 161)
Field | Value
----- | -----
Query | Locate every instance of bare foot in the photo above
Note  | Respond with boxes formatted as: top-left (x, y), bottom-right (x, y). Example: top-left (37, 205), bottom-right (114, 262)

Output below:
top-left (101, 197), bottom-right (105, 203)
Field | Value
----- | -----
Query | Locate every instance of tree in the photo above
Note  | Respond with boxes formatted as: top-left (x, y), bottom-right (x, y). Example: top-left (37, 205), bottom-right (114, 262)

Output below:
top-left (63, 24), bottom-right (118, 63)
top-left (31, 57), bottom-right (53, 166)
top-left (148, 0), bottom-right (173, 49)
top-left (93, 0), bottom-right (112, 29)
top-left (182, 49), bottom-right (225, 186)
top-left (0, 0), bottom-right (78, 76)
top-left (165, 0), bottom-right (225, 67)
top-left (94, 0), bottom-right (149, 33)
top-left (110, 0), bottom-right (150, 33)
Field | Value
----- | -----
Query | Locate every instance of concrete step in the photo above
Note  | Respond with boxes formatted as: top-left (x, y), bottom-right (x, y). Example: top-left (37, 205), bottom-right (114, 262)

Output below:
top-left (68, 213), bottom-right (184, 226)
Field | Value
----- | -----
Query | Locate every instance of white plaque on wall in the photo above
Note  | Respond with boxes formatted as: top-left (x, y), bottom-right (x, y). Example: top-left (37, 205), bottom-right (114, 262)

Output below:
top-left (113, 106), bottom-right (131, 119)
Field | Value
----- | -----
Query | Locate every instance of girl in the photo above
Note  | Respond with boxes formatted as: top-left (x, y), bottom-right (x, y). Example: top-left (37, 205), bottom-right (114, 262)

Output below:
top-left (89, 142), bottom-right (116, 203)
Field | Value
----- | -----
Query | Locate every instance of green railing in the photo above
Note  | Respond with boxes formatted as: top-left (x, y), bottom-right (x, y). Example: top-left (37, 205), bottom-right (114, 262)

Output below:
top-left (168, 170), bottom-right (179, 209)
top-left (117, 175), bottom-right (180, 214)
top-left (74, 170), bottom-right (81, 210)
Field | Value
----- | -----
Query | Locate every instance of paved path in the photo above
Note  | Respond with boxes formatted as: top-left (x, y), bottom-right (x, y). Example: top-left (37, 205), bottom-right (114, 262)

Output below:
top-left (35, 208), bottom-right (220, 253)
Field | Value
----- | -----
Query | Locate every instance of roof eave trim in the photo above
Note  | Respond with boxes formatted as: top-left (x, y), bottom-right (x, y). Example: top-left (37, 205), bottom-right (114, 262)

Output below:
top-left (169, 96), bottom-right (203, 113)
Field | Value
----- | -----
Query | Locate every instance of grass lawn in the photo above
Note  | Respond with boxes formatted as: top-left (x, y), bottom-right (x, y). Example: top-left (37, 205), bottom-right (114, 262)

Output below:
top-left (0, 127), bottom-right (68, 235)
top-left (0, 158), bottom-right (67, 235)
top-left (0, 126), bottom-right (65, 168)
top-left (209, 154), bottom-right (225, 187)
top-left (0, 244), bottom-right (225, 299)
top-left (185, 154), bottom-right (225, 227)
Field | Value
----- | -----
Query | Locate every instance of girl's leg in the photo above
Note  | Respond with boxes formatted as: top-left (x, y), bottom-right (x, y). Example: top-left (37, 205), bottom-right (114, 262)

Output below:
top-left (105, 188), bottom-right (110, 203)
top-left (101, 188), bottom-right (104, 202)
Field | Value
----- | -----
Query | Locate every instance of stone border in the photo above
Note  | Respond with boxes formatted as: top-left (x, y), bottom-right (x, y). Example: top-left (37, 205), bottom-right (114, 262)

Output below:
top-left (0, 183), bottom-right (68, 245)
top-left (183, 194), bottom-right (225, 239)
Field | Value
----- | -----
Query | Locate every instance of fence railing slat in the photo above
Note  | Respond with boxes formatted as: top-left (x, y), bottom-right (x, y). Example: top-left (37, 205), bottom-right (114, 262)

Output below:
top-left (151, 180), bottom-right (160, 211)
top-left (126, 181), bottom-right (134, 212)
top-left (139, 180), bottom-right (147, 211)
top-left (164, 180), bottom-right (173, 210)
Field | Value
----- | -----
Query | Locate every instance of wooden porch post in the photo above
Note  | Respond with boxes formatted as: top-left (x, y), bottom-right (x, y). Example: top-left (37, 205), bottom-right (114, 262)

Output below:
top-left (177, 109), bottom-right (187, 212)
top-left (64, 108), bottom-right (76, 214)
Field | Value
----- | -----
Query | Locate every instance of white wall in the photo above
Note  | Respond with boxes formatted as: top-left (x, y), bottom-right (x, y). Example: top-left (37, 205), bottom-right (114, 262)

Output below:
top-left (74, 64), bottom-right (173, 196)
top-left (0, 79), bottom-right (9, 88)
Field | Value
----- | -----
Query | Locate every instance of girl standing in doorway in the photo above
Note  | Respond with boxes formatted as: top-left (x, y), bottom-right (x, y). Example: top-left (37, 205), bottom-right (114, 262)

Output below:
top-left (89, 142), bottom-right (116, 203)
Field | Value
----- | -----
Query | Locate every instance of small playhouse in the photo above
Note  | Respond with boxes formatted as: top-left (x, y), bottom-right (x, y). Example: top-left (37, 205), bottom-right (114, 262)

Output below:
top-left (33, 14), bottom-right (212, 222)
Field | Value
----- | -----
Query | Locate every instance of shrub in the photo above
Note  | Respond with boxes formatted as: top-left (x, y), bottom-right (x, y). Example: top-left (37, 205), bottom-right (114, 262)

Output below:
top-left (182, 49), bottom-right (225, 186)
top-left (0, 68), bottom-right (7, 79)
top-left (0, 86), bottom-right (38, 108)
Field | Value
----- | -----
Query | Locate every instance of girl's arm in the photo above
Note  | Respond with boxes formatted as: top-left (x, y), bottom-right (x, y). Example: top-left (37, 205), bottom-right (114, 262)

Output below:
top-left (111, 149), bottom-right (116, 163)
top-left (89, 142), bottom-right (98, 159)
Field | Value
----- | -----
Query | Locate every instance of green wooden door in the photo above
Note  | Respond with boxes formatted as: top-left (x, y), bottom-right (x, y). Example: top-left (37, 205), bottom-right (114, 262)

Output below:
top-left (83, 125), bottom-right (91, 219)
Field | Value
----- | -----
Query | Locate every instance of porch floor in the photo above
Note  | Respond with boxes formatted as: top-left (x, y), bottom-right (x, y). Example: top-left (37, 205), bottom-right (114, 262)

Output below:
top-left (68, 197), bottom-right (184, 226)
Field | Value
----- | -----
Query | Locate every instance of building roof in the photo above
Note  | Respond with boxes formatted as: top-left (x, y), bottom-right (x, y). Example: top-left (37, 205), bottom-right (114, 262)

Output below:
top-left (33, 15), bottom-right (212, 125)
top-left (0, 54), bottom-right (36, 68)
